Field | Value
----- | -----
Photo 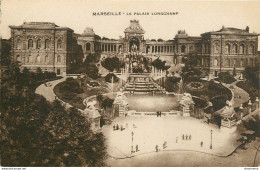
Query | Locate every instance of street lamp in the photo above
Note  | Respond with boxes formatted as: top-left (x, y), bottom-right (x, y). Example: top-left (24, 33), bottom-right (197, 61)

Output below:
top-left (131, 131), bottom-right (134, 154)
top-left (210, 130), bottom-right (213, 149)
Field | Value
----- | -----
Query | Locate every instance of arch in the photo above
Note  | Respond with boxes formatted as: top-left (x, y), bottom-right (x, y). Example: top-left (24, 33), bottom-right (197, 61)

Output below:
top-left (36, 39), bottom-right (41, 49)
top-left (16, 55), bottom-right (21, 61)
top-left (225, 44), bottom-right (231, 54)
top-left (57, 39), bottom-right (62, 49)
top-left (226, 59), bottom-right (230, 66)
top-left (129, 37), bottom-right (140, 52)
top-left (57, 55), bottom-right (61, 63)
top-left (248, 44), bottom-right (254, 54)
top-left (45, 55), bottom-right (49, 63)
top-left (36, 55), bottom-right (40, 63)
top-left (213, 42), bottom-right (220, 53)
top-left (181, 45), bottom-right (186, 53)
top-left (28, 39), bottom-right (33, 49)
top-left (239, 44), bottom-right (245, 54)
top-left (240, 59), bottom-right (244, 67)
top-left (16, 38), bottom-right (22, 49)
top-left (86, 42), bottom-right (91, 51)
top-left (233, 44), bottom-right (238, 54)
top-left (45, 39), bottom-right (50, 49)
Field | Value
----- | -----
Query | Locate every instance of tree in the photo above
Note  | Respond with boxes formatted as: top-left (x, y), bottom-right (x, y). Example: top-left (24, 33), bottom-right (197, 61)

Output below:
top-left (181, 53), bottom-right (202, 82)
top-left (151, 58), bottom-right (170, 71)
top-left (86, 64), bottom-right (100, 79)
top-left (243, 66), bottom-right (259, 88)
top-left (101, 98), bottom-right (114, 111)
top-left (96, 94), bottom-right (104, 108)
top-left (0, 64), bottom-right (107, 166)
top-left (101, 57), bottom-right (124, 72)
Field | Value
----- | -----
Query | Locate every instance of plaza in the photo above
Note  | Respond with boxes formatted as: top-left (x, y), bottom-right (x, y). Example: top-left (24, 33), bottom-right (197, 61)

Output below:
top-left (102, 116), bottom-right (239, 159)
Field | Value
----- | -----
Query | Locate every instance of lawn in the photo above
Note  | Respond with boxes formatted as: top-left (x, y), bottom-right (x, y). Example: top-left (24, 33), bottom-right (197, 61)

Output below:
top-left (54, 76), bottom-right (115, 110)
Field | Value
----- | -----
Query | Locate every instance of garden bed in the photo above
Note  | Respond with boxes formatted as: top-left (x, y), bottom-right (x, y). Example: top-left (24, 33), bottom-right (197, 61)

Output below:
top-left (54, 76), bottom-right (120, 110)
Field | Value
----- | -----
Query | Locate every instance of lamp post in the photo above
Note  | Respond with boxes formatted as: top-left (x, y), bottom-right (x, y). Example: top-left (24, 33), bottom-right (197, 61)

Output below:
top-left (131, 131), bottom-right (134, 154)
top-left (210, 130), bottom-right (213, 149)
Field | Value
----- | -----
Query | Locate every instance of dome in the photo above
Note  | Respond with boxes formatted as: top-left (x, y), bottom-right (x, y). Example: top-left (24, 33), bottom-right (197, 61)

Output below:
top-left (82, 27), bottom-right (95, 36)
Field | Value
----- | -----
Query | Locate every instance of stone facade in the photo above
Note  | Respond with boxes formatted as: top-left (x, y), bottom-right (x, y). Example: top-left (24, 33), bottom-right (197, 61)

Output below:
top-left (9, 22), bottom-right (82, 76)
top-left (9, 20), bottom-right (259, 76)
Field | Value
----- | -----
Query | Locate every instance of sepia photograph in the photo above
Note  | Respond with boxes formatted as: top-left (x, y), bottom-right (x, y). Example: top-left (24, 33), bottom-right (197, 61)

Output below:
top-left (0, 0), bottom-right (259, 168)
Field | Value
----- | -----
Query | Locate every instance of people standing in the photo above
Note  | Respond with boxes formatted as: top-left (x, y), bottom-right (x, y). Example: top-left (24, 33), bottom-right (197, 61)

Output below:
top-left (136, 145), bottom-right (139, 152)
top-left (155, 145), bottom-right (159, 152)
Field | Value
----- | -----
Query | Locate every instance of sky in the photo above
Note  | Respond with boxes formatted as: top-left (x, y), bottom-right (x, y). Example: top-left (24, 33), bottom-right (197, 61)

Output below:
top-left (1, 0), bottom-right (260, 49)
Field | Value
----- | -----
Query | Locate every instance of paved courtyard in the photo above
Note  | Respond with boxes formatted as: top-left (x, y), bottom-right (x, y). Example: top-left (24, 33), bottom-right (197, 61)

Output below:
top-left (102, 116), bottom-right (241, 159)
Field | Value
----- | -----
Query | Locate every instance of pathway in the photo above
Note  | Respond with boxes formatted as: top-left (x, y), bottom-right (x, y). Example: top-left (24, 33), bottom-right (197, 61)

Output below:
top-left (35, 77), bottom-right (66, 102)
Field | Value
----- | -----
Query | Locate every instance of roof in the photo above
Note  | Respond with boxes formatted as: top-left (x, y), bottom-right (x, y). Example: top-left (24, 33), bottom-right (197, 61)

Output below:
top-left (124, 20), bottom-right (145, 34)
top-left (201, 26), bottom-right (259, 36)
top-left (9, 22), bottom-right (73, 31)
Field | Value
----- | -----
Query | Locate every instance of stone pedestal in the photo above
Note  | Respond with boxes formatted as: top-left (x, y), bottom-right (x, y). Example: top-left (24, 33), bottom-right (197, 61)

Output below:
top-left (84, 100), bottom-right (101, 131)
top-left (179, 93), bottom-right (195, 117)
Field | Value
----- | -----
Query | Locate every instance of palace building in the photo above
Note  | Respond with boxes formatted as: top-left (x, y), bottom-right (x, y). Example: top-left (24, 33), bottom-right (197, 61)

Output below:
top-left (9, 20), bottom-right (259, 76)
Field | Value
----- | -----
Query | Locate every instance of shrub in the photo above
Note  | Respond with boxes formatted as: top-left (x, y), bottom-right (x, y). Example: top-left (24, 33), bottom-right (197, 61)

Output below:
top-left (210, 95), bottom-right (228, 111)
top-left (60, 78), bottom-right (84, 94)
top-left (63, 92), bottom-right (77, 100)
top-left (215, 72), bottom-right (236, 84)
top-left (105, 73), bottom-right (119, 83)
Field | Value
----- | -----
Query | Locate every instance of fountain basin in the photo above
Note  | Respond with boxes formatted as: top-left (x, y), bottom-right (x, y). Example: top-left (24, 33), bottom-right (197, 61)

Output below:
top-left (125, 93), bottom-right (179, 112)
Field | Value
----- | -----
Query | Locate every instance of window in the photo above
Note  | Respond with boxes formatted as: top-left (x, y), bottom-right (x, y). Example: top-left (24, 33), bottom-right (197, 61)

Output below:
top-left (16, 38), bottom-right (22, 49)
top-left (181, 45), bottom-right (186, 53)
top-left (233, 44), bottom-right (238, 54)
top-left (45, 39), bottom-right (50, 49)
top-left (214, 59), bottom-right (218, 66)
top-left (249, 44), bottom-right (254, 54)
top-left (16, 55), bottom-right (20, 61)
top-left (213, 43), bottom-right (220, 53)
top-left (57, 55), bottom-right (61, 63)
top-left (240, 60), bottom-right (244, 67)
top-left (57, 39), bottom-right (62, 49)
top-left (36, 39), bottom-right (41, 49)
top-left (45, 55), bottom-right (49, 63)
top-left (36, 55), bottom-right (40, 63)
top-left (27, 55), bottom-right (31, 63)
top-left (28, 39), bottom-right (33, 49)
top-left (226, 59), bottom-right (230, 66)
top-left (239, 44), bottom-right (245, 54)
top-left (225, 44), bottom-right (231, 54)
top-left (86, 43), bottom-right (91, 51)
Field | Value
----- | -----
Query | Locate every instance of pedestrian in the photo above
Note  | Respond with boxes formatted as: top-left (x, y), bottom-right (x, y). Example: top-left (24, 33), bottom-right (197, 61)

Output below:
top-left (116, 124), bottom-right (119, 130)
top-left (120, 125), bottom-right (123, 131)
top-left (136, 145), bottom-right (139, 152)
top-left (182, 134), bottom-right (185, 140)
top-left (156, 111), bottom-right (159, 117)
top-left (189, 135), bottom-right (191, 140)
top-left (163, 141), bottom-right (167, 149)
top-left (176, 137), bottom-right (178, 143)
top-left (155, 145), bottom-right (159, 152)
top-left (113, 125), bottom-right (116, 131)
top-left (200, 141), bottom-right (203, 147)
top-left (160, 111), bottom-right (162, 117)
top-left (186, 135), bottom-right (188, 140)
